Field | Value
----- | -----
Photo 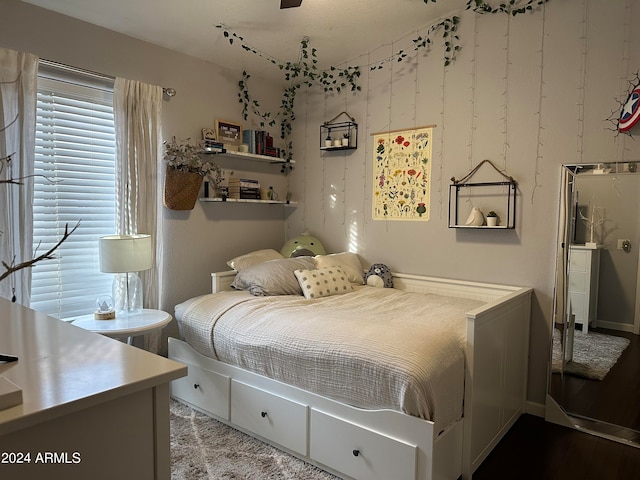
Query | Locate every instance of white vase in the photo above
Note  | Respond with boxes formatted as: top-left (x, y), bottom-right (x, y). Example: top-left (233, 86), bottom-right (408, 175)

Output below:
top-left (342, 138), bottom-right (349, 146)
top-left (487, 216), bottom-right (498, 227)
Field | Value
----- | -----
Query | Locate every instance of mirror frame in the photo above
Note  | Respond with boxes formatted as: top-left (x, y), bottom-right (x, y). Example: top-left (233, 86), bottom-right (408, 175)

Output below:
top-left (546, 161), bottom-right (640, 447)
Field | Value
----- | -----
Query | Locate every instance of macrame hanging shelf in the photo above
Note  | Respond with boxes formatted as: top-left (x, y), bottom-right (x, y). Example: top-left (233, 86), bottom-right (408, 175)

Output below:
top-left (449, 159), bottom-right (517, 229)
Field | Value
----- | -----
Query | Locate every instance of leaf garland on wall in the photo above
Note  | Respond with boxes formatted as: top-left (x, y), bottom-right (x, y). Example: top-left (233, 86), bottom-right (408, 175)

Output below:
top-left (466, 0), bottom-right (549, 15)
top-left (216, 0), bottom-right (550, 159)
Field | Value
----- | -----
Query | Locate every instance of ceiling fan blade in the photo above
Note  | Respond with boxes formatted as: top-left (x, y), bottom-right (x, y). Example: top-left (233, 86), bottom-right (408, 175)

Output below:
top-left (280, 0), bottom-right (303, 8)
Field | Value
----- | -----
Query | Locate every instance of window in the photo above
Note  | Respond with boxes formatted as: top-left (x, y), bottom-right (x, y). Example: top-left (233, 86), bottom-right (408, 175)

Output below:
top-left (30, 74), bottom-right (116, 319)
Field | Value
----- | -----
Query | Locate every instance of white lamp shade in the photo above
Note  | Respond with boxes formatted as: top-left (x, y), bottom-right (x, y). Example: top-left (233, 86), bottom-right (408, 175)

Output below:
top-left (99, 234), bottom-right (153, 273)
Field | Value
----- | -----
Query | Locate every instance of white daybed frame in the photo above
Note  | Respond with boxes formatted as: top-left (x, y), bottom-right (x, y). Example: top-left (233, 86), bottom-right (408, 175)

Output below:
top-left (169, 271), bottom-right (532, 480)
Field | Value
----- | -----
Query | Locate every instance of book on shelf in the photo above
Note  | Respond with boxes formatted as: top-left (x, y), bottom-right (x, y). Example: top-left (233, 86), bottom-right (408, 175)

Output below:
top-left (241, 130), bottom-right (255, 154)
top-left (241, 130), bottom-right (282, 158)
top-left (227, 178), bottom-right (260, 199)
top-left (203, 140), bottom-right (226, 153)
top-left (265, 146), bottom-right (280, 158)
top-left (228, 177), bottom-right (260, 188)
top-left (228, 186), bottom-right (261, 194)
top-left (230, 193), bottom-right (261, 200)
top-left (228, 188), bottom-right (261, 200)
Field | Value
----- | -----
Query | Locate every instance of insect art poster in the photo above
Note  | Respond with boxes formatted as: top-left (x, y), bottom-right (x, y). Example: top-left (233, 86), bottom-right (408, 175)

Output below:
top-left (372, 127), bottom-right (432, 220)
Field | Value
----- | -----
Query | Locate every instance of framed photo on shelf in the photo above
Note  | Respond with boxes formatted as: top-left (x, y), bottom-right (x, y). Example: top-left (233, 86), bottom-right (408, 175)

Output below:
top-left (216, 119), bottom-right (242, 146)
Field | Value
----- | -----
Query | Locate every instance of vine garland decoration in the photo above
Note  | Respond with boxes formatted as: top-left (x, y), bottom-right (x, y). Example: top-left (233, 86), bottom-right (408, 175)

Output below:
top-left (465, 0), bottom-right (549, 15)
top-left (218, 0), bottom-right (549, 161)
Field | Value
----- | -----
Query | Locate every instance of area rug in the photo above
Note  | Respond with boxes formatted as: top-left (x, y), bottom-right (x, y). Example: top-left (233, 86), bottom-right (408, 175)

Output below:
top-left (552, 329), bottom-right (630, 380)
top-left (170, 399), bottom-right (339, 480)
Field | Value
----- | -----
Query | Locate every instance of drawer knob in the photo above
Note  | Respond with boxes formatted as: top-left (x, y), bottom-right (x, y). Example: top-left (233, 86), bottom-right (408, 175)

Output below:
top-left (261, 411), bottom-right (268, 418)
top-left (352, 449), bottom-right (360, 457)
top-left (193, 383), bottom-right (200, 389)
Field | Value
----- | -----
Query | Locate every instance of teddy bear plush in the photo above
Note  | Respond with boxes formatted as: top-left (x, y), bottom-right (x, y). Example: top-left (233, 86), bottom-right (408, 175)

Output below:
top-left (364, 263), bottom-right (393, 288)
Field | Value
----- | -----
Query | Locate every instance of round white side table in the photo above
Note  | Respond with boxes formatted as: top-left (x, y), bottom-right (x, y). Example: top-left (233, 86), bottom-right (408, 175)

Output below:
top-left (71, 309), bottom-right (172, 344)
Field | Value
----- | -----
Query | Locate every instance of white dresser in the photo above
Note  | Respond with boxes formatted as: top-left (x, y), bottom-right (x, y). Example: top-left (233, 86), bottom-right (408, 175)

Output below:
top-left (568, 245), bottom-right (601, 332)
top-left (0, 298), bottom-right (186, 479)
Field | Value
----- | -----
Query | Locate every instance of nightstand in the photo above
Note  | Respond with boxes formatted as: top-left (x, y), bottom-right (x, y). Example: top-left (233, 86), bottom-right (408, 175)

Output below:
top-left (71, 308), bottom-right (172, 344)
top-left (568, 245), bottom-right (600, 332)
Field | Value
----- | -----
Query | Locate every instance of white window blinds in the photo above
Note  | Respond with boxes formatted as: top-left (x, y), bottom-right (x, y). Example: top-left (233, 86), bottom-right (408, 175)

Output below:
top-left (30, 76), bottom-right (116, 319)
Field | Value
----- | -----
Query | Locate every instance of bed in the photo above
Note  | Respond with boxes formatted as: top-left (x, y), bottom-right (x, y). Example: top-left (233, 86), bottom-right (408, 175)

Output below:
top-left (168, 253), bottom-right (532, 480)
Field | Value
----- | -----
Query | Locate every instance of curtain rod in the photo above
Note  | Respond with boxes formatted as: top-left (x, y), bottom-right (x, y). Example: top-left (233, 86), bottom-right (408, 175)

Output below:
top-left (40, 59), bottom-right (176, 97)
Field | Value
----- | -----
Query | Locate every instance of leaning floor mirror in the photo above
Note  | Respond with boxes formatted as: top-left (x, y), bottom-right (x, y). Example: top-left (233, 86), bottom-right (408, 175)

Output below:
top-left (546, 162), bottom-right (640, 445)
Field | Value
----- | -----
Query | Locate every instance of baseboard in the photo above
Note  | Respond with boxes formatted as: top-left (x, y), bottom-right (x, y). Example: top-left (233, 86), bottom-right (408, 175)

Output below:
top-left (595, 320), bottom-right (635, 333)
top-left (526, 400), bottom-right (546, 418)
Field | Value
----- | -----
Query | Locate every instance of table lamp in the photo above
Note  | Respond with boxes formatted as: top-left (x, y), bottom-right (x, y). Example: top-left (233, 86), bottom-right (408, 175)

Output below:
top-left (99, 234), bottom-right (152, 315)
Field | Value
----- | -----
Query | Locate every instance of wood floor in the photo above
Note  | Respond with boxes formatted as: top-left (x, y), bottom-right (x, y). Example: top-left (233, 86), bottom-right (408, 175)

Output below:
top-left (473, 414), bottom-right (640, 480)
top-left (550, 327), bottom-right (640, 432)
top-left (475, 327), bottom-right (640, 479)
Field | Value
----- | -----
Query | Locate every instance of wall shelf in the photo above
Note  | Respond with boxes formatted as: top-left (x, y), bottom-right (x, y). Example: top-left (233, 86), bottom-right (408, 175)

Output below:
top-left (202, 149), bottom-right (294, 165)
top-left (448, 160), bottom-right (517, 229)
top-left (320, 112), bottom-right (358, 151)
top-left (452, 225), bottom-right (512, 230)
top-left (448, 181), bottom-right (517, 229)
top-left (200, 197), bottom-right (297, 206)
top-left (320, 145), bottom-right (357, 152)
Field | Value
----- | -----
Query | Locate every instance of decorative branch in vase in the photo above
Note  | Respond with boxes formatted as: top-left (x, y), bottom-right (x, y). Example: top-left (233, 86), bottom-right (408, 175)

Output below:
top-left (0, 153), bottom-right (80, 293)
top-left (578, 205), bottom-right (605, 248)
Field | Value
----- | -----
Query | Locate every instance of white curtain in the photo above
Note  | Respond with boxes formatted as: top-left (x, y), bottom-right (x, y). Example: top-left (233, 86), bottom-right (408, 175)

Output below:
top-left (113, 78), bottom-right (163, 310)
top-left (0, 48), bottom-right (38, 305)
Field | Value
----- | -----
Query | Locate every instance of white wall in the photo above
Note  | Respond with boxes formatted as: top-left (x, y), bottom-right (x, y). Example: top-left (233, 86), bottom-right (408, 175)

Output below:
top-left (2, 0), bottom-right (640, 407)
top-left (286, 0), bottom-right (640, 406)
top-left (0, 0), bottom-right (290, 342)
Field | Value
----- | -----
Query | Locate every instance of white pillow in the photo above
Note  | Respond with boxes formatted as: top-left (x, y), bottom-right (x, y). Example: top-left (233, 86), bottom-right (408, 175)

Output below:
top-left (314, 252), bottom-right (364, 284)
top-left (294, 266), bottom-right (354, 300)
top-left (227, 249), bottom-right (284, 271)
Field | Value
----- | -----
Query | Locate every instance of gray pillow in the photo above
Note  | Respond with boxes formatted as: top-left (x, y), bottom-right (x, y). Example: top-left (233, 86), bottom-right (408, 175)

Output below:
top-left (230, 256), bottom-right (316, 296)
top-left (227, 248), bottom-right (284, 271)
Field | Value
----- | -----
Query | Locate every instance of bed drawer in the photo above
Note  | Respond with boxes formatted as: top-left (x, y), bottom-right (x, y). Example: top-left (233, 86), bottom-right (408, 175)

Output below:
top-left (171, 364), bottom-right (230, 421)
top-left (231, 380), bottom-right (308, 456)
top-left (310, 409), bottom-right (417, 480)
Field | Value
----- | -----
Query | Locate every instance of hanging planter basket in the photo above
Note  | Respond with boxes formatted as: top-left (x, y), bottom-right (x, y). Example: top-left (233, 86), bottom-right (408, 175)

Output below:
top-left (163, 167), bottom-right (203, 210)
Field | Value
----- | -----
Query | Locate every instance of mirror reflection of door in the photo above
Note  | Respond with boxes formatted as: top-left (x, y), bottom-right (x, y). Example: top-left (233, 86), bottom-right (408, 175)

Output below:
top-left (548, 163), bottom-right (640, 442)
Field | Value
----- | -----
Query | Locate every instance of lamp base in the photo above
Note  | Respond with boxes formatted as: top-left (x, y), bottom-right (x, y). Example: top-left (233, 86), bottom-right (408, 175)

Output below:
top-left (112, 272), bottom-right (143, 314)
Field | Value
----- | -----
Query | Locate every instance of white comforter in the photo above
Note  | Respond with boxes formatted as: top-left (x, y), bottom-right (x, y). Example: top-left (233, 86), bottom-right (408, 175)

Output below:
top-left (175, 287), bottom-right (484, 429)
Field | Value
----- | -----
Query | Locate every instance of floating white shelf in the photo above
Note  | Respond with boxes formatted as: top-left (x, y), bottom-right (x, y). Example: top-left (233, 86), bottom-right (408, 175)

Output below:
top-left (200, 197), bottom-right (297, 206)
top-left (203, 149), bottom-right (294, 165)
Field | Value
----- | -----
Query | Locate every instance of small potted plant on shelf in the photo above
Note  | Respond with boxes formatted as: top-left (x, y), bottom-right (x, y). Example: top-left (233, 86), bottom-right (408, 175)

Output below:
top-left (163, 137), bottom-right (222, 210)
top-left (324, 133), bottom-right (333, 148)
top-left (342, 132), bottom-right (350, 147)
top-left (486, 211), bottom-right (498, 227)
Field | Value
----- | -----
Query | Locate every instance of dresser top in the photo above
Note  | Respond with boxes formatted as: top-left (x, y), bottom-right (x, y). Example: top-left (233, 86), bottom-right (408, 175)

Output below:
top-left (0, 298), bottom-right (186, 435)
